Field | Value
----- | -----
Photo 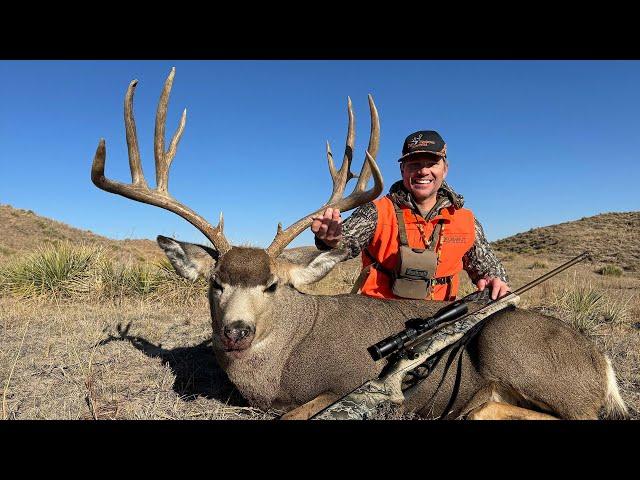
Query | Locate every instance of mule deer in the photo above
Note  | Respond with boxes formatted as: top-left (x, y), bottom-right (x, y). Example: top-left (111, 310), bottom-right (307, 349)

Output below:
top-left (91, 68), bottom-right (629, 420)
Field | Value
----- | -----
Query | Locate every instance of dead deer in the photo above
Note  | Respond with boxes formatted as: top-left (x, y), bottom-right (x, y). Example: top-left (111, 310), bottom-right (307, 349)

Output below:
top-left (91, 68), bottom-right (629, 420)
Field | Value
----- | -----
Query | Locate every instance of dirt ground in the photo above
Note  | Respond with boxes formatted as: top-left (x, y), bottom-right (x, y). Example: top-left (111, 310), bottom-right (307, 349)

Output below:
top-left (1, 252), bottom-right (638, 420)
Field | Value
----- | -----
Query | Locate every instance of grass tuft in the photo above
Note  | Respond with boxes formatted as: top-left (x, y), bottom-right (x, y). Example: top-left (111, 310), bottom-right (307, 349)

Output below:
top-left (551, 282), bottom-right (634, 333)
top-left (529, 261), bottom-right (548, 269)
top-left (600, 295), bottom-right (634, 324)
top-left (0, 242), bottom-right (208, 305)
top-left (0, 242), bottom-right (101, 299)
top-left (553, 283), bottom-right (604, 333)
top-left (597, 265), bottom-right (623, 277)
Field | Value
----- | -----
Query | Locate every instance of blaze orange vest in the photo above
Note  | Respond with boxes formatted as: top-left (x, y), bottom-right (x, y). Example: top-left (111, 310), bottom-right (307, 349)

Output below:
top-left (360, 196), bottom-right (475, 301)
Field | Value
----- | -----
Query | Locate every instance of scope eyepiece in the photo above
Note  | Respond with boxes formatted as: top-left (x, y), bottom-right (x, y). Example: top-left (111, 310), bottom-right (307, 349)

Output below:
top-left (367, 329), bottom-right (417, 361)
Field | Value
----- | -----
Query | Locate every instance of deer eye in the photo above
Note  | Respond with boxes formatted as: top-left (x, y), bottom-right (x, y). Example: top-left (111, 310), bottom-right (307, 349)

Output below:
top-left (264, 281), bottom-right (278, 293)
top-left (211, 278), bottom-right (224, 292)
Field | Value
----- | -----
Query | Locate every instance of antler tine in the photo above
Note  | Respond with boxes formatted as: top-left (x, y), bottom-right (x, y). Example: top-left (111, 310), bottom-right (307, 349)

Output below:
top-left (265, 96), bottom-right (383, 258)
top-left (155, 67), bottom-right (187, 194)
top-left (326, 97), bottom-right (357, 205)
top-left (354, 94), bottom-right (380, 192)
top-left (91, 68), bottom-right (232, 256)
top-left (124, 80), bottom-right (146, 187)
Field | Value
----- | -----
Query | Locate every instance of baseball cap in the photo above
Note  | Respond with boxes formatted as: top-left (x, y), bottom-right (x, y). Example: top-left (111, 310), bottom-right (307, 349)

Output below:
top-left (398, 130), bottom-right (447, 162)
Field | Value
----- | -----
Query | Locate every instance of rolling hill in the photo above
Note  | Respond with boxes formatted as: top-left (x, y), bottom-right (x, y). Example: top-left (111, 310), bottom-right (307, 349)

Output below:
top-left (0, 204), bottom-right (163, 263)
top-left (2, 204), bottom-right (638, 275)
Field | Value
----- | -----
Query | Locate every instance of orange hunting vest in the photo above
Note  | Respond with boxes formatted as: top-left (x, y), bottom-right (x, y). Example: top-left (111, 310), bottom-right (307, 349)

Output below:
top-left (359, 196), bottom-right (475, 301)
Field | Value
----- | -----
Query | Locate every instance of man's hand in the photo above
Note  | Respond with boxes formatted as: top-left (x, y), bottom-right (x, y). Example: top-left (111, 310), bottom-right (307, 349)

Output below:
top-left (476, 277), bottom-right (510, 300)
top-left (311, 208), bottom-right (342, 248)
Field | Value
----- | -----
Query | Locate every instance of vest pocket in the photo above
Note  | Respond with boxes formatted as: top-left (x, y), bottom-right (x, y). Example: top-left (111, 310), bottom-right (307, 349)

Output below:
top-left (391, 277), bottom-right (430, 299)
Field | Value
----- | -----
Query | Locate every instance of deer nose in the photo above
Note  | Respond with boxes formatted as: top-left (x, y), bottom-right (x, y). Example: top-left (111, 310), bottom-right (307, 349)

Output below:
top-left (223, 321), bottom-right (254, 342)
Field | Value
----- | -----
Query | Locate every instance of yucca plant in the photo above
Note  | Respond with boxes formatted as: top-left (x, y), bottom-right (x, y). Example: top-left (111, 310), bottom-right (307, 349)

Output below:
top-left (553, 283), bottom-right (604, 333)
top-left (0, 242), bottom-right (101, 299)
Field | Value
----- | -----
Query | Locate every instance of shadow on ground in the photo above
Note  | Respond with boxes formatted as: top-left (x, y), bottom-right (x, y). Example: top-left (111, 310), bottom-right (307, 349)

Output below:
top-left (97, 322), bottom-right (247, 407)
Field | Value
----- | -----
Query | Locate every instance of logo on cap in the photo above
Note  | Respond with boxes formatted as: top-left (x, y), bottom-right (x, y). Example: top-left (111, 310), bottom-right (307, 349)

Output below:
top-left (409, 133), bottom-right (436, 149)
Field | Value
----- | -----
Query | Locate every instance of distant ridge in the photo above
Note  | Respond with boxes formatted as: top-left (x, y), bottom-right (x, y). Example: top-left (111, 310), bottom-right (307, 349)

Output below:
top-left (0, 204), bottom-right (162, 263)
top-left (3, 204), bottom-right (639, 274)
top-left (492, 211), bottom-right (640, 273)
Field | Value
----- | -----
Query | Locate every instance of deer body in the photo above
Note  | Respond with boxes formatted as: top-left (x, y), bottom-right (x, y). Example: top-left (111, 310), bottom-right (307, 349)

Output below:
top-left (209, 279), bottom-right (610, 419)
top-left (91, 69), bottom-right (628, 419)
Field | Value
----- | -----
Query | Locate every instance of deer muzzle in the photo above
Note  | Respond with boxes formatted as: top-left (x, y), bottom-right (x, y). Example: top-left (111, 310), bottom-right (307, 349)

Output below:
top-left (222, 321), bottom-right (255, 351)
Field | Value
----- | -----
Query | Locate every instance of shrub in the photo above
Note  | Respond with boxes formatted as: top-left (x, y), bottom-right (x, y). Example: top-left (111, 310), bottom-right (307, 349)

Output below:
top-left (597, 265), bottom-right (623, 277)
top-left (0, 242), bottom-right (101, 299)
top-left (600, 296), bottom-right (633, 324)
top-left (551, 283), bottom-right (633, 333)
top-left (95, 259), bottom-right (164, 299)
top-left (0, 242), bottom-right (211, 305)
top-left (553, 283), bottom-right (604, 333)
top-left (528, 261), bottom-right (548, 269)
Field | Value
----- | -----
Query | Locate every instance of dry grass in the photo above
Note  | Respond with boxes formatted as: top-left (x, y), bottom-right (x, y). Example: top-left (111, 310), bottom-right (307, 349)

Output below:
top-left (0, 242), bottom-right (208, 306)
top-left (0, 297), bottom-right (278, 420)
top-left (492, 211), bottom-right (640, 274)
top-left (1, 246), bottom-right (638, 420)
top-left (1, 208), bottom-right (639, 420)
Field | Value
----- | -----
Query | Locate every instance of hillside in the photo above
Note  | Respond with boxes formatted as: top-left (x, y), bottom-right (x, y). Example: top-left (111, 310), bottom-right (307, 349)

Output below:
top-left (492, 212), bottom-right (640, 274)
top-left (0, 204), bottom-right (163, 263)
top-left (3, 204), bottom-right (639, 276)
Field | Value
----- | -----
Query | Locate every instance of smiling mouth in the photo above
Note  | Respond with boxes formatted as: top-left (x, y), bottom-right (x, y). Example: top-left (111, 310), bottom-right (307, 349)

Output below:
top-left (411, 178), bottom-right (433, 186)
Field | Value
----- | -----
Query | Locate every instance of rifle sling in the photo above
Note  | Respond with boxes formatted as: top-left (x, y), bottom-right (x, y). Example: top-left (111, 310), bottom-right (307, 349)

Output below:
top-left (417, 320), bottom-right (487, 419)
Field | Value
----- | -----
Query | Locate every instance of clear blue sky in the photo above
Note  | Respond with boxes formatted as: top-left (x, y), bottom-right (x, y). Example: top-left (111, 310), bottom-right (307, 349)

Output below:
top-left (1, 60), bottom-right (639, 248)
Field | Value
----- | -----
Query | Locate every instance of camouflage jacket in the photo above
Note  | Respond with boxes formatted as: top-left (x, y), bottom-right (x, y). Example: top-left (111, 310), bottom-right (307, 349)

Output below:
top-left (316, 180), bottom-right (508, 285)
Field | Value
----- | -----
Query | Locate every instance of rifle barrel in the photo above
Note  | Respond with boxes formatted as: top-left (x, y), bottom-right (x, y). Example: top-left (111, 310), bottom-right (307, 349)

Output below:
top-left (512, 252), bottom-right (590, 297)
top-left (400, 251), bottom-right (591, 352)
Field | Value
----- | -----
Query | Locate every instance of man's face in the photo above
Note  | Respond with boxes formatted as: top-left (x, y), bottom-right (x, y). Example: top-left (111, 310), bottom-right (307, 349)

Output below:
top-left (400, 154), bottom-right (448, 203)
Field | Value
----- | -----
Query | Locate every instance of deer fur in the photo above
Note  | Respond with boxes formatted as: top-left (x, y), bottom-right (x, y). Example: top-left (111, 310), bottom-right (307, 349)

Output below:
top-left (158, 236), bottom-right (629, 420)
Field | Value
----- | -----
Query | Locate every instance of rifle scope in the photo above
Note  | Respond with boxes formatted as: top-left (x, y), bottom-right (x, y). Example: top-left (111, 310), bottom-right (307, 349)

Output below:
top-left (367, 252), bottom-right (591, 362)
top-left (367, 301), bottom-right (468, 361)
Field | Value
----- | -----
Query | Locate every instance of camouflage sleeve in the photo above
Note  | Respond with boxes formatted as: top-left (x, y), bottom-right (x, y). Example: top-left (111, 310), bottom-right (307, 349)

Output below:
top-left (462, 218), bottom-right (509, 285)
top-left (314, 202), bottom-right (378, 260)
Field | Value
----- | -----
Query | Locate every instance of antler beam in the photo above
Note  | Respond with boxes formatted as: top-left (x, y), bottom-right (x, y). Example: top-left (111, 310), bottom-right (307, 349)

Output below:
top-left (91, 68), bottom-right (231, 255)
top-left (266, 95), bottom-right (383, 258)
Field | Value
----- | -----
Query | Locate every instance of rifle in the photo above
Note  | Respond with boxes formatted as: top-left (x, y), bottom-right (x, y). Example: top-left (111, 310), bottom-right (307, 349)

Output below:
top-left (309, 252), bottom-right (590, 420)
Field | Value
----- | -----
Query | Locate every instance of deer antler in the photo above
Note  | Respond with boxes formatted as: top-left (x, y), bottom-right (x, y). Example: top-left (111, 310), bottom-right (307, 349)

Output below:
top-left (265, 95), bottom-right (383, 258)
top-left (91, 68), bottom-right (232, 256)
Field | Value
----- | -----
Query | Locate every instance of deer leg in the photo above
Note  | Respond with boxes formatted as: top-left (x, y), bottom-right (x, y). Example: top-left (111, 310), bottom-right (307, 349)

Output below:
top-left (460, 382), bottom-right (558, 420)
top-left (279, 392), bottom-right (340, 420)
top-left (467, 401), bottom-right (559, 420)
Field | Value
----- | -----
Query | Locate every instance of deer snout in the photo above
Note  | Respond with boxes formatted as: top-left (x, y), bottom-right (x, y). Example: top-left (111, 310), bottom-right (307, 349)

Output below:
top-left (222, 321), bottom-right (255, 349)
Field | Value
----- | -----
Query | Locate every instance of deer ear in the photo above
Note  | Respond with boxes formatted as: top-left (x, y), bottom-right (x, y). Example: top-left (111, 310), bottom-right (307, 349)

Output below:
top-left (283, 248), bottom-right (349, 288)
top-left (157, 235), bottom-right (219, 281)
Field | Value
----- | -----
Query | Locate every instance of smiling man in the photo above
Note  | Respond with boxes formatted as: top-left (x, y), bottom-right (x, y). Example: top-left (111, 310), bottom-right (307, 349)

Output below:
top-left (312, 130), bottom-right (509, 301)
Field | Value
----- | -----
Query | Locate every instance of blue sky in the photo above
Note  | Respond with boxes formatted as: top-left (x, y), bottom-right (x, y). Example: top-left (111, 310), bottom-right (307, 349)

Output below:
top-left (1, 60), bottom-right (639, 248)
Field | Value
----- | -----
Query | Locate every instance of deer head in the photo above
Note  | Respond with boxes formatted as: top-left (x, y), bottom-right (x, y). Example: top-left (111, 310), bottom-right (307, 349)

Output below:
top-left (91, 68), bottom-right (383, 358)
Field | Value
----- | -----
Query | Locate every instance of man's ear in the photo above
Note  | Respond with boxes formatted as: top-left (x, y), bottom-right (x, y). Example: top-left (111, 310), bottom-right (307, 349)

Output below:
top-left (276, 248), bottom-right (349, 289)
top-left (156, 235), bottom-right (219, 281)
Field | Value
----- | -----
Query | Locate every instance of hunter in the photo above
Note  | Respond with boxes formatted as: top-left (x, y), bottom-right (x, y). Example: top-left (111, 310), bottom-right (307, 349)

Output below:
top-left (312, 130), bottom-right (509, 301)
